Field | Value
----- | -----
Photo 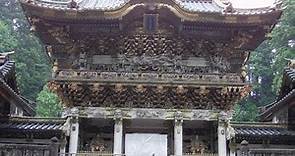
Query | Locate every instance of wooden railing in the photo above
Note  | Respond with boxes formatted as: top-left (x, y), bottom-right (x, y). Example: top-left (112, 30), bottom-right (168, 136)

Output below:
top-left (248, 149), bottom-right (295, 156)
top-left (171, 153), bottom-right (218, 156)
top-left (60, 153), bottom-right (217, 156)
top-left (59, 153), bottom-right (125, 156)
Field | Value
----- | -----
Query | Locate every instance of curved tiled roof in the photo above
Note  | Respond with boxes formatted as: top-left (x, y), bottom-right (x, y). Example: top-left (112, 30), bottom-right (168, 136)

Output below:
top-left (283, 67), bottom-right (295, 88)
top-left (0, 79), bottom-right (35, 116)
top-left (0, 117), bottom-right (66, 132)
top-left (259, 65), bottom-right (295, 121)
top-left (0, 61), bottom-right (15, 81)
top-left (232, 122), bottom-right (295, 143)
top-left (259, 89), bottom-right (295, 120)
top-left (78, 0), bottom-right (128, 10)
top-left (233, 124), bottom-right (293, 137)
top-left (175, 0), bottom-right (223, 13)
top-left (23, 0), bottom-right (129, 10)
top-left (22, 0), bottom-right (281, 15)
top-left (0, 55), bottom-right (35, 116)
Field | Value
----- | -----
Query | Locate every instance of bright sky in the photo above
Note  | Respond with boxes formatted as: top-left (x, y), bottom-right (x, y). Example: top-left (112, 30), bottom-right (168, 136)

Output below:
top-left (230, 0), bottom-right (276, 8)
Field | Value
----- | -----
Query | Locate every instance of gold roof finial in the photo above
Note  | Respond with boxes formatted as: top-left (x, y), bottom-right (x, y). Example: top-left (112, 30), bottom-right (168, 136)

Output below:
top-left (68, 0), bottom-right (78, 9)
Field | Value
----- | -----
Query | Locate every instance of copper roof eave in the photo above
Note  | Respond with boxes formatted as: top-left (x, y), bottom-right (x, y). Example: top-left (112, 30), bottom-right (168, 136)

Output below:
top-left (259, 89), bottom-right (295, 121)
top-left (259, 67), bottom-right (295, 121)
top-left (21, 0), bottom-right (281, 14)
top-left (20, 0), bottom-right (282, 25)
top-left (231, 122), bottom-right (288, 128)
top-left (232, 122), bottom-right (295, 143)
top-left (0, 79), bottom-right (35, 116)
top-left (0, 117), bottom-right (67, 132)
top-left (4, 116), bottom-right (66, 123)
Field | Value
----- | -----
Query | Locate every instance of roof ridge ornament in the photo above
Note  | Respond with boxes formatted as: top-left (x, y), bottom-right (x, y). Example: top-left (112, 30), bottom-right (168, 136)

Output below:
top-left (221, 0), bottom-right (234, 13)
top-left (68, 0), bottom-right (78, 9)
top-left (272, 0), bottom-right (283, 10)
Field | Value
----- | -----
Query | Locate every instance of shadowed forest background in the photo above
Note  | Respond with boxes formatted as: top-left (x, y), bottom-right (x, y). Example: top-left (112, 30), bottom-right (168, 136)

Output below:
top-left (0, 0), bottom-right (294, 120)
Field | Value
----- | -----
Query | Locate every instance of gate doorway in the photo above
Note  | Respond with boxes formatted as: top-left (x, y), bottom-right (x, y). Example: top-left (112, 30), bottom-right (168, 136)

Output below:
top-left (125, 133), bottom-right (167, 156)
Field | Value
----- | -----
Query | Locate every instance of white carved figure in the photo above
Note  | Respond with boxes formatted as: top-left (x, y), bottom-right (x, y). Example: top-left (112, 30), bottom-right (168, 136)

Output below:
top-left (90, 134), bottom-right (106, 152)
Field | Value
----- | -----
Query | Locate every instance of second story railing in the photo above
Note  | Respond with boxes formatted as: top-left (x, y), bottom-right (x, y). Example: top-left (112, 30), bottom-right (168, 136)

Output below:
top-left (60, 153), bottom-right (217, 156)
top-left (59, 152), bottom-right (125, 156)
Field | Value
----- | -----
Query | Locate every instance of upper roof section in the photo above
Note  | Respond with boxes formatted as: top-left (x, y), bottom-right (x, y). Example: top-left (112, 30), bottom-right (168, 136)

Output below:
top-left (20, 0), bottom-right (282, 23)
top-left (22, 0), bottom-right (281, 12)
top-left (0, 52), bottom-right (35, 116)
top-left (259, 60), bottom-right (295, 121)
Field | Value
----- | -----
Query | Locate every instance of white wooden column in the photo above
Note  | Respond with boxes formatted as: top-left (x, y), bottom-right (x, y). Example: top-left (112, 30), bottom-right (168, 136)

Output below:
top-left (218, 121), bottom-right (227, 156)
top-left (113, 118), bottom-right (123, 155)
top-left (229, 141), bottom-right (237, 156)
top-left (59, 137), bottom-right (67, 156)
top-left (174, 119), bottom-right (183, 156)
top-left (69, 116), bottom-right (79, 155)
top-left (229, 149), bottom-right (236, 156)
top-left (174, 111), bottom-right (183, 156)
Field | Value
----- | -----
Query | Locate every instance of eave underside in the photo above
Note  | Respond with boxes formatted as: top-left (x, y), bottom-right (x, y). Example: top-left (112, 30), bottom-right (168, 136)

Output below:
top-left (49, 79), bottom-right (248, 110)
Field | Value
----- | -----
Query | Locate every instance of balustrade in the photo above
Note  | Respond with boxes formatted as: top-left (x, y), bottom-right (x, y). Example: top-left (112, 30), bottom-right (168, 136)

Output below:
top-left (59, 153), bottom-right (124, 156)
top-left (248, 149), bottom-right (295, 156)
top-left (171, 153), bottom-right (218, 156)
top-left (60, 153), bottom-right (218, 156)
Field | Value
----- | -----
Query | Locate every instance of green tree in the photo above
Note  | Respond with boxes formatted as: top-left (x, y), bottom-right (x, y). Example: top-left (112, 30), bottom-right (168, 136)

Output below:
top-left (234, 0), bottom-right (295, 122)
top-left (233, 99), bottom-right (258, 122)
top-left (248, 42), bottom-right (277, 106)
top-left (36, 86), bottom-right (62, 117)
top-left (0, 0), bottom-right (59, 117)
top-left (0, 0), bottom-right (51, 100)
top-left (271, 0), bottom-right (295, 92)
top-left (0, 20), bottom-right (17, 52)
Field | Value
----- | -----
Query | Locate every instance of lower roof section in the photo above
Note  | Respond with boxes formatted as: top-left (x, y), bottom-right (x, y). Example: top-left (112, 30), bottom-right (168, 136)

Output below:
top-left (232, 122), bottom-right (295, 144)
top-left (0, 73), bottom-right (35, 116)
top-left (0, 117), bottom-right (66, 133)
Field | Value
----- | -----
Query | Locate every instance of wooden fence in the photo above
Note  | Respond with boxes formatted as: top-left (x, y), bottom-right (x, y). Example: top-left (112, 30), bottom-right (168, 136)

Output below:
top-left (0, 138), bottom-right (59, 156)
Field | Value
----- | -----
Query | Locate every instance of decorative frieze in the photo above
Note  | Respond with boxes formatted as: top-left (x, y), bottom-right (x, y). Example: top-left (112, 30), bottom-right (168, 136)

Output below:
top-left (49, 81), bottom-right (246, 109)
top-left (43, 32), bottom-right (249, 74)
top-left (54, 70), bottom-right (244, 84)
top-left (64, 107), bottom-right (220, 121)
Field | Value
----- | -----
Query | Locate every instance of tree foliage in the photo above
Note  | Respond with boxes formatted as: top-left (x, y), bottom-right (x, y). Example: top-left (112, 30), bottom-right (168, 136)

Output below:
top-left (0, 21), bottom-right (17, 51)
top-left (36, 86), bottom-right (62, 117)
top-left (233, 0), bottom-right (295, 121)
top-left (233, 98), bottom-right (258, 122)
top-left (0, 0), bottom-right (61, 117)
top-left (271, 0), bottom-right (295, 91)
top-left (0, 0), bottom-right (51, 100)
